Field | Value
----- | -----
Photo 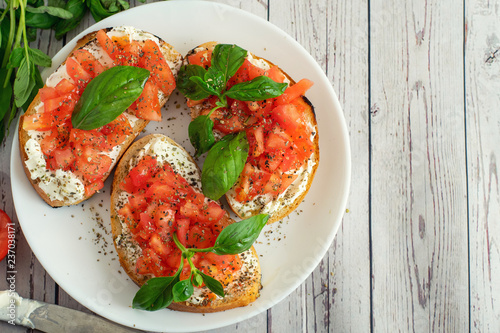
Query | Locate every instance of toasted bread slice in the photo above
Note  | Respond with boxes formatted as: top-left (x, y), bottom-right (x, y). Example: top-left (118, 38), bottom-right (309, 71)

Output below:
top-left (183, 42), bottom-right (319, 223)
top-left (18, 27), bottom-right (182, 207)
top-left (110, 134), bottom-right (262, 312)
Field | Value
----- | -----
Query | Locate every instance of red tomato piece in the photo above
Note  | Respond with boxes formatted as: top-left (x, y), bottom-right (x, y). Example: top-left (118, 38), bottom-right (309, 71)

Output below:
top-left (265, 66), bottom-right (286, 83)
top-left (66, 57), bottom-right (92, 91)
top-left (40, 130), bottom-right (66, 155)
top-left (139, 39), bottom-right (176, 95)
top-left (137, 213), bottom-right (156, 240)
top-left (176, 218), bottom-right (190, 247)
top-left (97, 29), bottom-right (118, 60)
top-left (145, 183), bottom-right (179, 204)
top-left (73, 145), bottom-right (112, 183)
top-left (258, 150), bottom-right (284, 173)
top-left (198, 201), bottom-right (226, 225)
top-left (129, 156), bottom-right (159, 188)
top-left (72, 49), bottom-right (105, 78)
top-left (118, 203), bottom-right (138, 231)
top-left (100, 114), bottom-right (133, 148)
top-left (271, 104), bottom-right (304, 135)
top-left (247, 126), bottom-right (265, 157)
top-left (187, 49), bottom-right (212, 68)
top-left (47, 146), bottom-right (76, 171)
top-left (84, 179), bottom-right (104, 198)
top-left (180, 202), bottom-right (201, 220)
top-left (155, 204), bottom-right (176, 238)
top-left (275, 78), bottom-right (314, 106)
top-left (149, 233), bottom-right (175, 259)
top-left (55, 78), bottom-right (77, 95)
top-left (187, 226), bottom-right (214, 249)
top-left (39, 87), bottom-right (59, 102)
top-left (118, 40), bottom-right (141, 66)
top-left (128, 193), bottom-right (148, 212)
top-left (68, 128), bottom-right (105, 149)
top-left (132, 80), bottom-right (161, 121)
top-left (0, 209), bottom-right (11, 262)
top-left (119, 174), bottom-right (136, 194)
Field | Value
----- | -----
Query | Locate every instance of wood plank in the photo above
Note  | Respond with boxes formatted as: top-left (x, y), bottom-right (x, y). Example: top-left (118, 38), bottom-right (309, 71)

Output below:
top-left (325, 0), bottom-right (371, 331)
top-left (370, 0), bottom-right (468, 331)
top-left (268, 0), bottom-right (331, 331)
top-left (466, 0), bottom-right (500, 331)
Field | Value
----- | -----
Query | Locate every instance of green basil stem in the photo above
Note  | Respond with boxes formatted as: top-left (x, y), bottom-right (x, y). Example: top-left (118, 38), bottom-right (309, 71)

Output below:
top-left (4, 0), bottom-right (28, 88)
top-left (172, 233), bottom-right (215, 254)
top-left (1, 1), bottom-right (16, 72)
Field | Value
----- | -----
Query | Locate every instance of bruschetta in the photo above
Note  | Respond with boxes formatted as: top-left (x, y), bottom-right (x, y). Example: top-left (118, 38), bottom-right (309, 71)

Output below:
top-left (110, 134), bottom-right (262, 312)
top-left (19, 26), bottom-right (182, 207)
top-left (181, 42), bottom-right (319, 223)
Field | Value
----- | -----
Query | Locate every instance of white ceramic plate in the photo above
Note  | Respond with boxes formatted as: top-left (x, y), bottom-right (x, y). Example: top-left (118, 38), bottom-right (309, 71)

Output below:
top-left (11, 1), bottom-right (350, 331)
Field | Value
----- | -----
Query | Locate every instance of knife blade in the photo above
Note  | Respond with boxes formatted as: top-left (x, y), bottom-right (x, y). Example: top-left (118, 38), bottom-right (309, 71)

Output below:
top-left (0, 291), bottom-right (144, 333)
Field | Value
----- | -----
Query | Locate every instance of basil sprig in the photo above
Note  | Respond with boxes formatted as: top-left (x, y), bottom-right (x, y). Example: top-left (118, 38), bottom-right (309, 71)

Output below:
top-left (71, 66), bottom-right (149, 130)
top-left (177, 44), bottom-right (288, 157)
top-left (132, 214), bottom-right (269, 311)
top-left (201, 132), bottom-right (249, 200)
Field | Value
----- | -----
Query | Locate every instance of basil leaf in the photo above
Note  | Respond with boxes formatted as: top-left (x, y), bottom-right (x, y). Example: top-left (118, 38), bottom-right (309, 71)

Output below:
top-left (71, 66), bottom-right (149, 130)
top-left (190, 76), bottom-right (220, 97)
top-left (211, 44), bottom-right (247, 86)
top-left (88, 0), bottom-right (128, 22)
top-left (199, 271), bottom-right (224, 297)
top-left (14, 58), bottom-right (35, 108)
top-left (192, 271), bottom-right (203, 287)
top-left (0, 68), bottom-right (12, 123)
top-left (25, 11), bottom-right (59, 29)
top-left (225, 76), bottom-right (288, 101)
top-left (172, 279), bottom-right (194, 303)
top-left (26, 5), bottom-right (74, 19)
top-left (204, 66), bottom-right (225, 95)
top-left (21, 65), bottom-right (43, 112)
top-left (54, 0), bottom-right (87, 40)
top-left (211, 214), bottom-right (269, 255)
top-left (202, 132), bottom-right (249, 200)
top-left (188, 115), bottom-right (215, 157)
top-left (132, 276), bottom-right (177, 311)
top-left (7, 47), bottom-right (24, 68)
top-left (176, 64), bottom-right (210, 100)
top-left (27, 47), bottom-right (51, 67)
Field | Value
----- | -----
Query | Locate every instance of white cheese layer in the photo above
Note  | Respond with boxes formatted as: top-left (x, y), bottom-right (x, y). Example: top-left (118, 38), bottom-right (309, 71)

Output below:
top-left (25, 26), bottom-right (180, 204)
top-left (25, 139), bottom-right (85, 204)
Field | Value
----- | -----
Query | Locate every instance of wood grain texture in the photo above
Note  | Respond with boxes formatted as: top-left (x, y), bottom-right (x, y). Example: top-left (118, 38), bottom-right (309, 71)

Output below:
top-left (370, 0), bottom-right (468, 331)
top-left (466, 0), bottom-right (500, 331)
top-left (326, 0), bottom-right (371, 331)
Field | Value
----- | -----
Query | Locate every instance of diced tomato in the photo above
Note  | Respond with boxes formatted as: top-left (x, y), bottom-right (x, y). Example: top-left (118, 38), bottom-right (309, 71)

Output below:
top-left (129, 156), bottom-right (159, 188)
top-left (73, 145), bottom-right (112, 182)
top-left (96, 29), bottom-right (118, 60)
top-left (271, 104), bottom-right (305, 135)
top-left (180, 202), bottom-right (201, 220)
top-left (247, 62), bottom-right (266, 80)
top-left (265, 66), bottom-right (286, 83)
top-left (187, 226), bottom-right (214, 249)
top-left (100, 114), bottom-right (133, 148)
top-left (187, 48), bottom-right (212, 68)
top-left (119, 174), bottom-right (136, 193)
top-left (39, 87), bottom-right (59, 102)
top-left (155, 204), bottom-right (176, 238)
top-left (211, 108), bottom-right (246, 134)
top-left (165, 248), bottom-right (182, 270)
top-left (111, 35), bottom-right (130, 49)
top-left (198, 201), bottom-right (226, 225)
top-left (246, 98), bottom-right (274, 118)
top-left (132, 80), bottom-right (161, 121)
top-left (258, 150), bottom-right (284, 173)
top-left (128, 193), bottom-right (148, 212)
top-left (279, 173), bottom-right (298, 193)
top-left (72, 49), bottom-right (105, 78)
top-left (139, 39), bottom-right (176, 96)
top-left (118, 203), bottom-right (137, 230)
top-left (145, 183), bottom-right (179, 204)
top-left (66, 57), bottom-right (92, 91)
top-left (68, 128), bottom-right (105, 149)
top-left (47, 146), bottom-right (75, 171)
top-left (117, 40), bottom-right (141, 66)
top-left (55, 78), bottom-right (77, 95)
top-left (137, 213), bottom-right (156, 240)
top-left (142, 248), bottom-right (168, 276)
top-left (153, 164), bottom-right (191, 191)
top-left (84, 179), bottom-right (104, 197)
top-left (40, 130), bottom-right (66, 155)
top-left (263, 173), bottom-right (281, 196)
top-left (275, 78), bottom-right (314, 106)
top-left (149, 233), bottom-right (176, 259)
top-left (176, 218), bottom-right (190, 247)
top-left (44, 94), bottom-right (77, 115)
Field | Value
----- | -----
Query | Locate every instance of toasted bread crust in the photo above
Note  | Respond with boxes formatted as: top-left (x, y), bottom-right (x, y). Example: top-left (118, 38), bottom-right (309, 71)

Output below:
top-left (184, 42), bottom-right (319, 224)
top-left (19, 28), bottom-right (181, 207)
top-left (110, 134), bottom-right (261, 312)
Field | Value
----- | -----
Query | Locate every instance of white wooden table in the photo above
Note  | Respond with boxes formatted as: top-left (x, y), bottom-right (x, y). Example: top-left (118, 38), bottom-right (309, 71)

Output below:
top-left (1, 0), bottom-right (499, 331)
